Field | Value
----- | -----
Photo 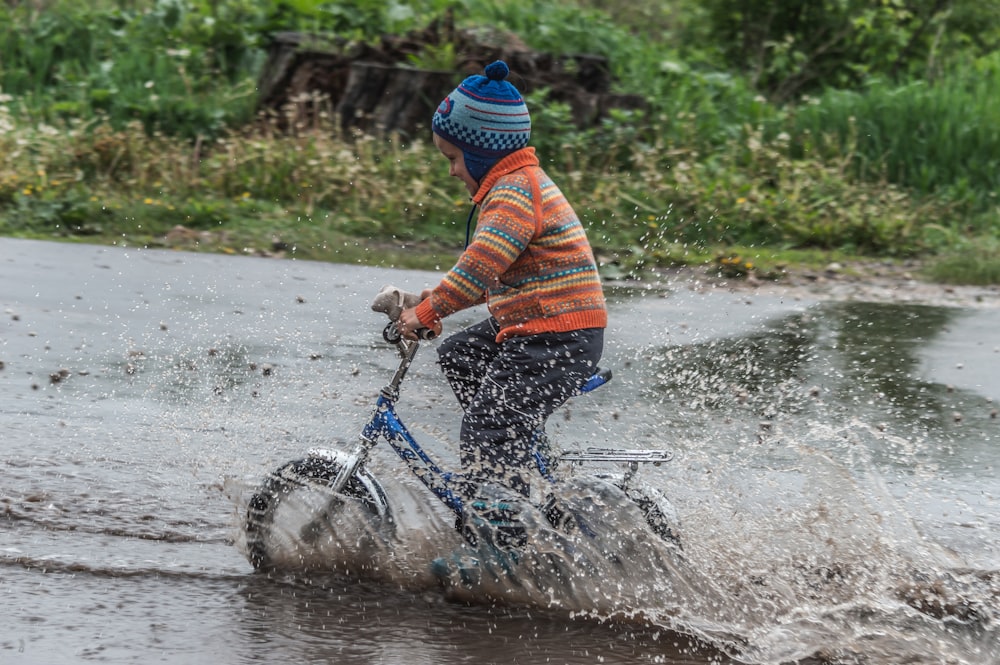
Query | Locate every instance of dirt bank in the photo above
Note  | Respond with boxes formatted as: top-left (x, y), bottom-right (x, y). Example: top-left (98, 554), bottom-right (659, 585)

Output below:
top-left (642, 260), bottom-right (1000, 310)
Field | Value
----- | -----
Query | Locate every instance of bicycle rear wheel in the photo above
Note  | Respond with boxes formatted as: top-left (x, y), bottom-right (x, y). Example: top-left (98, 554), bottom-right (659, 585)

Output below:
top-left (619, 482), bottom-right (683, 551)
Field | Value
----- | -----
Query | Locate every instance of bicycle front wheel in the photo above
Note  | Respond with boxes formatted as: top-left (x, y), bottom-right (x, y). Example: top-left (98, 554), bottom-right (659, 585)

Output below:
top-left (244, 451), bottom-right (391, 571)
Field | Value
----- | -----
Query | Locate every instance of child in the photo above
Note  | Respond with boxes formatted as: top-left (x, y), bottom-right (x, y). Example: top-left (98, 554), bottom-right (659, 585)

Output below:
top-left (398, 60), bottom-right (607, 503)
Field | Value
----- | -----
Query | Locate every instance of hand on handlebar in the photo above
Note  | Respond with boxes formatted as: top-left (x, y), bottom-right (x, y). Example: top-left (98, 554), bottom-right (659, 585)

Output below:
top-left (398, 306), bottom-right (442, 341)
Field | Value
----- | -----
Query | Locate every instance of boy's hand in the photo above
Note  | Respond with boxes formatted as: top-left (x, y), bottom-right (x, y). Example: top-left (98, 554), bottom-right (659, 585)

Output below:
top-left (398, 305), bottom-right (442, 340)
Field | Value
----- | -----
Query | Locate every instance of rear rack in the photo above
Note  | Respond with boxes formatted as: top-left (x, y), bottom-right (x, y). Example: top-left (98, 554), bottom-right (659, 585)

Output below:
top-left (559, 447), bottom-right (673, 464)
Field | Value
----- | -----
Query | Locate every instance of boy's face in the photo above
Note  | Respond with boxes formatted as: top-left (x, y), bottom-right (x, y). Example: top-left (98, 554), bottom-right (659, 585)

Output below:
top-left (433, 133), bottom-right (478, 197)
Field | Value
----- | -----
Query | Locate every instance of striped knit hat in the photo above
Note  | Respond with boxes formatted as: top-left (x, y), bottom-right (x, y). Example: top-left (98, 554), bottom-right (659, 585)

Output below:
top-left (432, 60), bottom-right (531, 182)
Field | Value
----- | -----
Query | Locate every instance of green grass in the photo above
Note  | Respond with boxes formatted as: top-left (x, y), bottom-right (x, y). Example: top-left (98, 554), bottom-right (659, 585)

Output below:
top-left (790, 56), bottom-right (1000, 214)
top-left (925, 243), bottom-right (1000, 286)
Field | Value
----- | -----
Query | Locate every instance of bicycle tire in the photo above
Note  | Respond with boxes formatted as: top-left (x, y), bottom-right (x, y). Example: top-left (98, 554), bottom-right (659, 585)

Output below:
top-left (244, 455), bottom-right (390, 571)
top-left (619, 483), bottom-right (683, 551)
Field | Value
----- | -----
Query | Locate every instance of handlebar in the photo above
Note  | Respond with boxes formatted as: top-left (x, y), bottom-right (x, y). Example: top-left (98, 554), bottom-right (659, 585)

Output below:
top-left (414, 326), bottom-right (437, 341)
top-left (383, 321), bottom-right (436, 344)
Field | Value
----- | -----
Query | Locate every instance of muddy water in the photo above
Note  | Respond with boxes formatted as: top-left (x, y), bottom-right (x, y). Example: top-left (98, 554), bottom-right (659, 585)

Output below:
top-left (1, 238), bottom-right (997, 664)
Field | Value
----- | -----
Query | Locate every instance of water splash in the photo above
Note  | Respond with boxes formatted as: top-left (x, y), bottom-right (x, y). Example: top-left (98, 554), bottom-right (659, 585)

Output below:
top-left (230, 412), bottom-right (999, 664)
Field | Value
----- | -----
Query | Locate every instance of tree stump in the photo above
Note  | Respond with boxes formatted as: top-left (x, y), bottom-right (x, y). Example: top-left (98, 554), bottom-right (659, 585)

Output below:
top-left (255, 26), bottom-right (647, 138)
top-left (337, 62), bottom-right (456, 137)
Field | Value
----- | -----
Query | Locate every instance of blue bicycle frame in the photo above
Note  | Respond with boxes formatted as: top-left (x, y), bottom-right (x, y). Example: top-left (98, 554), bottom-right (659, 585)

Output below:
top-left (326, 327), bottom-right (612, 525)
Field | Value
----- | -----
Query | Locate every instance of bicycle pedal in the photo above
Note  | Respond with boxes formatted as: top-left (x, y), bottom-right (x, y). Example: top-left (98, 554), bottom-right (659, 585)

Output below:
top-left (559, 447), bottom-right (674, 464)
top-left (462, 500), bottom-right (528, 551)
top-left (541, 495), bottom-right (576, 534)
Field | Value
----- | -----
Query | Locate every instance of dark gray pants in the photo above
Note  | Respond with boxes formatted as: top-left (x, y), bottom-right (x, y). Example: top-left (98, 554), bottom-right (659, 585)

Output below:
top-left (436, 317), bottom-right (604, 497)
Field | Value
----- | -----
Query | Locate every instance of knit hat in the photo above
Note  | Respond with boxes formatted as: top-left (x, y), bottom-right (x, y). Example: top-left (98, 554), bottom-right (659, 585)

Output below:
top-left (432, 60), bottom-right (531, 182)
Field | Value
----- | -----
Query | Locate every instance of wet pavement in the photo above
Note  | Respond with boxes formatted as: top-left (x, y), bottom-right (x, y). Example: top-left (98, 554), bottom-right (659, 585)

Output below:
top-left (2, 237), bottom-right (998, 664)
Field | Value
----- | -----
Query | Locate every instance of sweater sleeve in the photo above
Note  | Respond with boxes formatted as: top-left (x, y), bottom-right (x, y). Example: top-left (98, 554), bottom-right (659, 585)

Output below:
top-left (424, 179), bottom-right (537, 319)
top-left (414, 298), bottom-right (441, 328)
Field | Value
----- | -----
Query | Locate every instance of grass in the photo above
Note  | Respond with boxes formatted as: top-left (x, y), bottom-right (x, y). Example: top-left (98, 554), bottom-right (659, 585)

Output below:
top-left (2, 102), bottom-right (993, 284)
top-left (925, 243), bottom-right (1000, 286)
top-left (789, 57), bottom-right (1000, 213)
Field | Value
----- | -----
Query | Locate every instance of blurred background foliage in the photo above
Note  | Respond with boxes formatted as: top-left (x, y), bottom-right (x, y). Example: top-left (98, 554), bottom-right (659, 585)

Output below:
top-left (2, 0), bottom-right (999, 282)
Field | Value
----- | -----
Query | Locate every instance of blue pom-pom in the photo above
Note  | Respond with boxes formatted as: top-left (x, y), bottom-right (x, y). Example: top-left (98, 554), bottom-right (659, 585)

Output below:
top-left (484, 60), bottom-right (509, 81)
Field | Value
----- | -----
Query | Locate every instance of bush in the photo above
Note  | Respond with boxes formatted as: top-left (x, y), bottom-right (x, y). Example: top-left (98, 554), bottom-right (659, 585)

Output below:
top-left (0, 0), bottom-right (263, 138)
top-left (694, 0), bottom-right (1000, 101)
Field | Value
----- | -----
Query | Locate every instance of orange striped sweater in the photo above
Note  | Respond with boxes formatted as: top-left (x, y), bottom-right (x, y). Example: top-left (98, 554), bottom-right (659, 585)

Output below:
top-left (415, 147), bottom-right (607, 342)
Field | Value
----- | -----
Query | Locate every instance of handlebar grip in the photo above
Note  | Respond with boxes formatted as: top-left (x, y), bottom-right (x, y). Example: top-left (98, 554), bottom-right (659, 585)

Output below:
top-left (384, 321), bottom-right (437, 343)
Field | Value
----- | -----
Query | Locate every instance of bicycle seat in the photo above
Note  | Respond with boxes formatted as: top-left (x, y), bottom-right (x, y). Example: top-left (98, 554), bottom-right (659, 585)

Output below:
top-left (577, 367), bottom-right (612, 394)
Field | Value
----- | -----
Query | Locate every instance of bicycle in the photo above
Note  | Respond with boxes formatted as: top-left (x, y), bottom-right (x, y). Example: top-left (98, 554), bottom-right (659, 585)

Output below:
top-left (244, 286), bottom-right (682, 577)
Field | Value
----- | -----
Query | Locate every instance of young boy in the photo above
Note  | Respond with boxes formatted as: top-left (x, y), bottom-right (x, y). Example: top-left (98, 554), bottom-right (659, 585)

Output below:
top-left (398, 60), bottom-right (607, 502)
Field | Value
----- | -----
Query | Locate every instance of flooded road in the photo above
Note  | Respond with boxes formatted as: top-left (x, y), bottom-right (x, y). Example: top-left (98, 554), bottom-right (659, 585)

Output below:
top-left (2, 238), bottom-right (998, 664)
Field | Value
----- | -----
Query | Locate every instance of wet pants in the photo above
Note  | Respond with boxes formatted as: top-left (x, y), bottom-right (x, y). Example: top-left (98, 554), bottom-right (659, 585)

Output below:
top-left (436, 317), bottom-right (604, 497)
